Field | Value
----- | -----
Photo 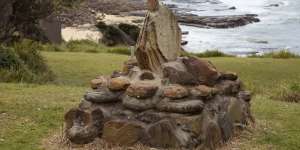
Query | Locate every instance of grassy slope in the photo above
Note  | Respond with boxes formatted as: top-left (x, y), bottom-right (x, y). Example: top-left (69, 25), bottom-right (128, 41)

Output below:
top-left (0, 52), bottom-right (300, 150)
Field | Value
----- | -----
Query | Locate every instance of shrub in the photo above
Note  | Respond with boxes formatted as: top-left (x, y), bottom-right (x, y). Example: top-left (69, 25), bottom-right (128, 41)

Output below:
top-left (107, 47), bottom-right (131, 55)
top-left (0, 40), bottom-right (55, 83)
top-left (65, 40), bottom-right (103, 52)
top-left (118, 23), bottom-right (140, 41)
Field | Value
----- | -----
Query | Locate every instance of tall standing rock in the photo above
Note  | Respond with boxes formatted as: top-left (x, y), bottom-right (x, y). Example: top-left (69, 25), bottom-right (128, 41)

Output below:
top-left (135, 0), bottom-right (182, 74)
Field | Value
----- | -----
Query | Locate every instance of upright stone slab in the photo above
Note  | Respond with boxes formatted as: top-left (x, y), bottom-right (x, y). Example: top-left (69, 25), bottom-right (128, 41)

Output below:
top-left (135, 0), bottom-right (182, 74)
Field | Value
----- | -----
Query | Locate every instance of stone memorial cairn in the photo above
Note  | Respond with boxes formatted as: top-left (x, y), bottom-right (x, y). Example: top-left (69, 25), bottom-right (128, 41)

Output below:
top-left (64, 0), bottom-right (253, 149)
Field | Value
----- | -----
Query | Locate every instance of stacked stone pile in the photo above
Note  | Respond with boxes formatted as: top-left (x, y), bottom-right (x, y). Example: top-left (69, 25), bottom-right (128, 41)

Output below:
top-left (64, 56), bottom-right (253, 149)
top-left (64, 1), bottom-right (253, 149)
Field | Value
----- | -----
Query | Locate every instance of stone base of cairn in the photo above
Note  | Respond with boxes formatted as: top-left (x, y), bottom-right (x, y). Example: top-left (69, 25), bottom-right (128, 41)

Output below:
top-left (64, 56), bottom-right (253, 149)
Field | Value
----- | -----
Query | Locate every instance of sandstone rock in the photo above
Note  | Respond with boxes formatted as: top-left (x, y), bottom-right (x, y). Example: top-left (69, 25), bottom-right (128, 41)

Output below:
top-left (143, 119), bottom-right (197, 148)
top-left (220, 71), bottom-right (238, 81)
top-left (190, 85), bottom-right (219, 98)
top-left (163, 85), bottom-right (189, 99)
top-left (147, 0), bottom-right (159, 11)
top-left (123, 95), bottom-right (156, 111)
top-left (126, 82), bottom-right (158, 99)
top-left (135, 4), bottom-right (181, 73)
top-left (156, 98), bottom-right (204, 113)
top-left (108, 77), bottom-right (130, 91)
top-left (64, 108), bottom-right (104, 144)
top-left (182, 57), bottom-right (220, 86)
top-left (90, 76), bottom-right (107, 89)
top-left (163, 66), bottom-right (199, 85)
top-left (215, 80), bottom-right (241, 95)
top-left (84, 89), bottom-right (123, 103)
top-left (102, 120), bottom-right (146, 146)
top-left (238, 91), bottom-right (252, 102)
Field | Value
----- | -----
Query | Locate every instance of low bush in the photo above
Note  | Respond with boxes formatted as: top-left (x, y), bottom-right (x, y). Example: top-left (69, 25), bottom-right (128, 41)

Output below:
top-left (0, 40), bottom-right (55, 83)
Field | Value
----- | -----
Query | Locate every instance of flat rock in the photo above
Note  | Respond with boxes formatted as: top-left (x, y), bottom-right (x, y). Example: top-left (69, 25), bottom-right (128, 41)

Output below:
top-left (108, 77), bottom-right (130, 91)
top-left (123, 95), bottom-right (156, 111)
top-left (126, 82), bottom-right (158, 99)
top-left (182, 57), bottom-right (220, 86)
top-left (84, 89), bottom-right (123, 103)
top-left (220, 71), bottom-right (238, 81)
top-left (156, 98), bottom-right (204, 113)
top-left (90, 76), bottom-right (107, 89)
top-left (163, 85), bottom-right (189, 99)
top-left (102, 120), bottom-right (146, 146)
top-left (190, 85), bottom-right (219, 98)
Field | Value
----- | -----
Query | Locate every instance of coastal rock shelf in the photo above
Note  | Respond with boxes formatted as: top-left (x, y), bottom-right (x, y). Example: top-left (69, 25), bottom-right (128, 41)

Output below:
top-left (64, 1), bottom-right (253, 149)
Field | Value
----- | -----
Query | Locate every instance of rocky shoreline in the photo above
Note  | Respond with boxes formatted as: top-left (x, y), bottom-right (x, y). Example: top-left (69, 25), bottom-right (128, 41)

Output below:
top-left (59, 0), bottom-right (260, 29)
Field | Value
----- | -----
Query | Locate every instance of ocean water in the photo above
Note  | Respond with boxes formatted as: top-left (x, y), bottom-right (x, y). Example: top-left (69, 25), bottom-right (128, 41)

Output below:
top-left (162, 0), bottom-right (300, 55)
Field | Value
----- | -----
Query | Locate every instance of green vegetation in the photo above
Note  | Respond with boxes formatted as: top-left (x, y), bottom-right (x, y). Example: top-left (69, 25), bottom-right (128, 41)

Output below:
top-left (0, 52), bottom-right (300, 150)
top-left (193, 50), bottom-right (232, 57)
top-left (41, 40), bottom-right (130, 55)
top-left (250, 50), bottom-right (300, 59)
top-left (0, 40), bottom-right (54, 83)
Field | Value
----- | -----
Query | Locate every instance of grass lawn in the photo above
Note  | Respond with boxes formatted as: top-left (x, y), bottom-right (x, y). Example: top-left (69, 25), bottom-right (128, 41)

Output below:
top-left (0, 51), bottom-right (300, 150)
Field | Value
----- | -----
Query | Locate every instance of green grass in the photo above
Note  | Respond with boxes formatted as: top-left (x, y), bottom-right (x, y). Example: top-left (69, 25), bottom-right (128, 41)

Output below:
top-left (0, 52), bottom-right (300, 150)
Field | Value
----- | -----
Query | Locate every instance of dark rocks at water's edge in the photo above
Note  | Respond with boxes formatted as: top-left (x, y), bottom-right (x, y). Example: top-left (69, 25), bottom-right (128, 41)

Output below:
top-left (57, 0), bottom-right (260, 29)
top-left (64, 56), bottom-right (253, 149)
top-left (178, 14), bottom-right (260, 29)
top-left (128, 10), bottom-right (260, 29)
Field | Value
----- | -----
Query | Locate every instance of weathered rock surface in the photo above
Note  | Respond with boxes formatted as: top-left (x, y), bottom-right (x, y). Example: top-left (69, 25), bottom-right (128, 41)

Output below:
top-left (102, 120), bottom-right (146, 146)
top-left (135, 2), bottom-right (181, 73)
top-left (123, 95), bottom-right (156, 111)
top-left (126, 82), bottom-right (158, 99)
top-left (64, 108), bottom-right (104, 144)
top-left (84, 89), bottom-right (123, 103)
top-left (143, 119), bottom-right (197, 148)
top-left (90, 76), bottom-right (108, 89)
top-left (108, 77), bottom-right (131, 91)
top-left (220, 71), bottom-right (238, 81)
top-left (163, 85), bottom-right (189, 99)
top-left (157, 98), bottom-right (204, 113)
top-left (183, 57), bottom-right (220, 86)
top-left (190, 85), bottom-right (219, 98)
